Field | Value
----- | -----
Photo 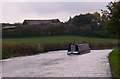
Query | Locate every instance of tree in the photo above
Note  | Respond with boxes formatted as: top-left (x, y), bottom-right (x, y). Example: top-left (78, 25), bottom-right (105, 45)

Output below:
top-left (102, 1), bottom-right (120, 37)
top-left (73, 13), bottom-right (103, 31)
top-left (72, 14), bottom-right (92, 27)
top-left (93, 12), bottom-right (100, 19)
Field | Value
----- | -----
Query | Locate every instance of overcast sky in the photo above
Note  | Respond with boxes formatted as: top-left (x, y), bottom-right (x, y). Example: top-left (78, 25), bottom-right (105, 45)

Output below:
top-left (0, 0), bottom-right (116, 23)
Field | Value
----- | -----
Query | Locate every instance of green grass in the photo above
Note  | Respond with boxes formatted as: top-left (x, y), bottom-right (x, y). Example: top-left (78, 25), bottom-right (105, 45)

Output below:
top-left (3, 36), bottom-right (118, 44)
top-left (2, 36), bottom-right (119, 59)
top-left (0, 38), bottom-right (2, 43)
top-left (109, 48), bottom-right (120, 78)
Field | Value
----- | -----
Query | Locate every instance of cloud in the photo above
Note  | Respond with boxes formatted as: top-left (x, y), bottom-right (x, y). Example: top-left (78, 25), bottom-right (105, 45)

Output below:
top-left (2, 2), bottom-right (108, 23)
top-left (0, 0), bottom-right (116, 2)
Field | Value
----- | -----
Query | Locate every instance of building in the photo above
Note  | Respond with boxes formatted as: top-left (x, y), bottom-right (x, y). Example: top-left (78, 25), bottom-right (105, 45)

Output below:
top-left (66, 17), bottom-right (75, 26)
top-left (2, 26), bottom-right (16, 30)
top-left (22, 19), bottom-right (61, 25)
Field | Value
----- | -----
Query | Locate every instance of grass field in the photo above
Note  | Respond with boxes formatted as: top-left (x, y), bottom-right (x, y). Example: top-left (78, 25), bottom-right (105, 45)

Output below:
top-left (0, 38), bottom-right (2, 43)
top-left (2, 36), bottom-right (119, 59)
top-left (109, 48), bottom-right (120, 78)
top-left (3, 36), bottom-right (118, 44)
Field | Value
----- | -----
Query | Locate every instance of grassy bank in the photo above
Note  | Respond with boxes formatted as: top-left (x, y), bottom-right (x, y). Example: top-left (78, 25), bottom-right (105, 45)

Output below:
top-left (2, 36), bottom-right (119, 59)
top-left (3, 36), bottom-right (118, 44)
top-left (109, 48), bottom-right (120, 78)
top-left (2, 43), bottom-right (69, 59)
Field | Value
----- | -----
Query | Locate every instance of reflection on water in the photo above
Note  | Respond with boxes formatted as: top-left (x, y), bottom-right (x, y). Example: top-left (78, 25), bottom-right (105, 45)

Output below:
top-left (1, 50), bottom-right (112, 77)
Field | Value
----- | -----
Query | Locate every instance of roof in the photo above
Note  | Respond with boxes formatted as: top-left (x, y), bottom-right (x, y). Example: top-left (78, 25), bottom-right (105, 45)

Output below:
top-left (22, 19), bottom-right (60, 25)
top-left (2, 26), bottom-right (16, 30)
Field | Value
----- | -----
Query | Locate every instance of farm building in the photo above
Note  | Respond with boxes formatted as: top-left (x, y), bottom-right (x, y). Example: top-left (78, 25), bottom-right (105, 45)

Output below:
top-left (22, 19), bottom-right (61, 25)
top-left (2, 26), bottom-right (17, 30)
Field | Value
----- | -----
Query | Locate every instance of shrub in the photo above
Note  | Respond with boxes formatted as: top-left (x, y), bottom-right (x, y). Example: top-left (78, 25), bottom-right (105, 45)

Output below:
top-left (2, 42), bottom-right (119, 59)
top-left (2, 43), bottom-right (69, 59)
top-left (42, 43), bottom-right (69, 52)
top-left (89, 42), bottom-right (119, 49)
top-left (2, 43), bottom-right (44, 59)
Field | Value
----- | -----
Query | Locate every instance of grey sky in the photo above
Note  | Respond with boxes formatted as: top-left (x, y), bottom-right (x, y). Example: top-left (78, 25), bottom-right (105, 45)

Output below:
top-left (1, 1), bottom-right (114, 23)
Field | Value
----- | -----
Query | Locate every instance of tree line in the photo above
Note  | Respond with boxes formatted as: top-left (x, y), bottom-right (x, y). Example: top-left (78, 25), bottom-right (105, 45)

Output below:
top-left (2, 12), bottom-right (109, 38)
top-left (2, 1), bottom-right (120, 38)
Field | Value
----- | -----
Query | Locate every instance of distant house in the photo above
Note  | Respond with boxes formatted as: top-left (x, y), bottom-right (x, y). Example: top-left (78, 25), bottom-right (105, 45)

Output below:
top-left (22, 19), bottom-right (61, 25)
top-left (67, 17), bottom-right (74, 26)
top-left (2, 26), bottom-right (16, 30)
